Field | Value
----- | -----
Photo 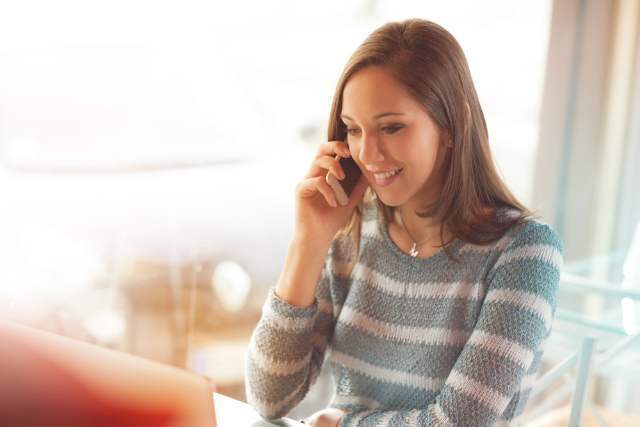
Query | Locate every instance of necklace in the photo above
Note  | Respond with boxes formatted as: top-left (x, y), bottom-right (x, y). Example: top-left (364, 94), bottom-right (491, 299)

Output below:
top-left (395, 210), bottom-right (434, 258)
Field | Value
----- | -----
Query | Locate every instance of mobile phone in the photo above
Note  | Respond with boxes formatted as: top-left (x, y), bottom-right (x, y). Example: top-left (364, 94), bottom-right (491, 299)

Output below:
top-left (325, 155), bottom-right (362, 206)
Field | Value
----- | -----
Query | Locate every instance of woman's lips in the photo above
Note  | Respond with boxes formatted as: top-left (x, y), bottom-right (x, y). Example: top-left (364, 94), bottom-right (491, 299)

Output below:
top-left (372, 168), bottom-right (403, 187)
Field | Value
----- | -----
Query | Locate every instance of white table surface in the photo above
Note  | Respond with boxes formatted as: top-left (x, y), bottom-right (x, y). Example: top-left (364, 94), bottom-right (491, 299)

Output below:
top-left (214, 392), bottom-right (304, 426)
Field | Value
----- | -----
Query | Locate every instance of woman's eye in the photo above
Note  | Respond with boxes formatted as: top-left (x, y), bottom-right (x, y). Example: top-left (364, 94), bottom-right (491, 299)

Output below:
top-left (347, 128), bottom-right (361, 136)
top-left (382, 125), bottom-right (404, 134)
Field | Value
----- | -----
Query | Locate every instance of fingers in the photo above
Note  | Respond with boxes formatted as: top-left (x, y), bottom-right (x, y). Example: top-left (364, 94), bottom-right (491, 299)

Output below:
top-left (297, 176), bottom-right (339, 208)
top-left (305, 140), bottom-right (351, 179)
top-left (298, 140), bottom-right (366, 211)
top-left (316, 156), bottom-right (345, 180)
top-left (316, 140), bottom-right (350, 158)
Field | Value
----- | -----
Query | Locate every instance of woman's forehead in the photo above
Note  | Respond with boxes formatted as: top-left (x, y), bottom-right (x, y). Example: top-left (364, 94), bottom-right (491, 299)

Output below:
top-left (342, 67), bottom-right (420, 119)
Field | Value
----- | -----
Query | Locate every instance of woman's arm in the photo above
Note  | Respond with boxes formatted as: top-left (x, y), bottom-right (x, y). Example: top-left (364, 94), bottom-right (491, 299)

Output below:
top-left (337, 222), bottom-right (563, 426)
top-left (245, 237), bottom-right (339, 420)
top-left (275, 235), bottom-right (333, 309)
top-left (245, 139), bottom-right (367, 420)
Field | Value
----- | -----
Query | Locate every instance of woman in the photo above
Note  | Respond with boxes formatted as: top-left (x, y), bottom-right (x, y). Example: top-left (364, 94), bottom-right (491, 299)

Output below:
top-left (245, 19), bottom-right (563, 426)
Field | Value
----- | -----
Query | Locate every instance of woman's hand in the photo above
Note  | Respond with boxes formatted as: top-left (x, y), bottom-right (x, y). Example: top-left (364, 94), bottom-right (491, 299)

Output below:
top-left (294, 140), bottom-right (368, 248)
top-left (301, 407), bottom-right (346, 427)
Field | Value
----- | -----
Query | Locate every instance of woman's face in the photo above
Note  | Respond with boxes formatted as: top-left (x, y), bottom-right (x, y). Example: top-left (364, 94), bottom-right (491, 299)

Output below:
top-left (341, 66), bottom-right (447, 209)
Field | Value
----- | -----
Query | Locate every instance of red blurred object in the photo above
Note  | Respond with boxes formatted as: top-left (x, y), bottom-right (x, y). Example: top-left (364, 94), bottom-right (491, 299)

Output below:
top-left (0, 320), bottom-right (216, 427)
top-left (0, 326), bottom-right (177, 427)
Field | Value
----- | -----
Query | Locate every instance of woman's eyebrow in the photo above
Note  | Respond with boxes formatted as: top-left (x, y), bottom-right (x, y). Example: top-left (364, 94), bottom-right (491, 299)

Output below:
top-left (340, 112), bottom-right (406, 121)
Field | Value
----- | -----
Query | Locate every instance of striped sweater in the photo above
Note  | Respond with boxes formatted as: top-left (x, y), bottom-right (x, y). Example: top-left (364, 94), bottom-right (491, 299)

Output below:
top-left (245, 203), bottom-right (563, 426)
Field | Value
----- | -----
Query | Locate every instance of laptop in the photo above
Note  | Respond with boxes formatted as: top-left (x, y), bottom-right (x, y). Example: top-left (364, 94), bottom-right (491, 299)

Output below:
top-left (0, 320), bottom-right (306, 427)
top-left (0, 320), bottom-right (216, 427)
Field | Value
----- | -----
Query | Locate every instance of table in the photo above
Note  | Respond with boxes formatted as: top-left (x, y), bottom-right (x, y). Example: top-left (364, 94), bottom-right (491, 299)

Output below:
top-left (214, 393), bottom-right (304, 426)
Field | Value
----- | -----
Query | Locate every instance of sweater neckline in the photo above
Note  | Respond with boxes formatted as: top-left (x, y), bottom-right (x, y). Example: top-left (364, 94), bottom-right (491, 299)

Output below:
top-left (376, 214), bottom-right (465, 266)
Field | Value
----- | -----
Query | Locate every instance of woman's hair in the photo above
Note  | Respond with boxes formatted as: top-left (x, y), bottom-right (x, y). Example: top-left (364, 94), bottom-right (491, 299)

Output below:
top-left (328, 18), bottom-right (538, 263)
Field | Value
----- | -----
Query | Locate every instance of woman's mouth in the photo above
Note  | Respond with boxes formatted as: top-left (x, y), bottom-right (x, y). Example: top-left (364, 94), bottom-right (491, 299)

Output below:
top-left (372, 168), bottom-right (403, 187)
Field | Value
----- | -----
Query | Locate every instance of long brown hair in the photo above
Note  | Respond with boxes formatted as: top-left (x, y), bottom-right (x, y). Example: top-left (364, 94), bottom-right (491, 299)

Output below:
top-left (328, 19), bottom-right (537, 263)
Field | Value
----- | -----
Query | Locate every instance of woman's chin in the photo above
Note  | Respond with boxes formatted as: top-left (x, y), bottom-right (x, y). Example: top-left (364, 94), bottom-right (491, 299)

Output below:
top-left (373, 191), bottom-right (405, 208)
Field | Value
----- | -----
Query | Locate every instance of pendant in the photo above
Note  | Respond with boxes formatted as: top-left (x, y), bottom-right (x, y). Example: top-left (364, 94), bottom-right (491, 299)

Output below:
top-left (409, 242), bottom-right (419, 257)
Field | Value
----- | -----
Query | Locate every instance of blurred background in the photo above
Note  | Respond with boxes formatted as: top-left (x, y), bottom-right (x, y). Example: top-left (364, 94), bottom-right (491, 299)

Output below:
top-left (0, 0), bottom-right (639, 424)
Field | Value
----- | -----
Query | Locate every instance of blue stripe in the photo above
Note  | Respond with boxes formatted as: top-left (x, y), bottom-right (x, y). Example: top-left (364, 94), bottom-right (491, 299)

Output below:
top-left (475, 303), bottom-right (548, 349)
top-left (486, 258), bottom-right (561, 303)
top-left (341, 280), bottom-right (483, 329)
top-left (331, 322), bottom-right (463, 376)
top-left (452, 346), bottom-right (528, 393)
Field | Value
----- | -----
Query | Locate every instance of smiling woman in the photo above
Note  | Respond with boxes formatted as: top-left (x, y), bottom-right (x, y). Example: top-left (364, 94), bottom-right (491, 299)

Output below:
top-left (245, 18), bottom-right (563, 427)
top-left (329, 29), bottom-right (536, 264)
top-left (340, 67), bottom-right (445, 207)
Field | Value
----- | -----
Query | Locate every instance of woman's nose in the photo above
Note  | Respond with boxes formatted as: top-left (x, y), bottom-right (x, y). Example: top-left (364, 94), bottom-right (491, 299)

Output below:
top-left (359, 132), bottom-right (385, 164)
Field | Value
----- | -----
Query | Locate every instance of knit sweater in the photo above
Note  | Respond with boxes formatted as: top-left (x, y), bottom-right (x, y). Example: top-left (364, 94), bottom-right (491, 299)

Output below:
top-left (245, 202), bottom-right (563, 426)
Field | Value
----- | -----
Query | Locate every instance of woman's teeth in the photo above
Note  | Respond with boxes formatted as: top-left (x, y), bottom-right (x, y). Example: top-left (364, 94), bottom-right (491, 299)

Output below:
top-left (373, 169), bottom-right (402, 179)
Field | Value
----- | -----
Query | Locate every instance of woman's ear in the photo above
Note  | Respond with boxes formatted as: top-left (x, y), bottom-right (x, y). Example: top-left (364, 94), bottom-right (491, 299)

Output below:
top-left (441, 132), bottom-right (454, 148)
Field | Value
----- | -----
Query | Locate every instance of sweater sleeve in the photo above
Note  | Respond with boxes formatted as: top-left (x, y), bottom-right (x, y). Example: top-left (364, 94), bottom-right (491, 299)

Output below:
top-left (338, 222), bottom-right (563, 427)
top-left (244, 248), bottom-right (339, 420)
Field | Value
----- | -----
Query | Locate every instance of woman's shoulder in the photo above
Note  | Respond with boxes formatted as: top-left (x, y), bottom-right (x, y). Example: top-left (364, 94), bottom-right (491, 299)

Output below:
top-left (489, 208), bottom-right (564, 273)
top-left (498, 208), bottom-right (563, 254)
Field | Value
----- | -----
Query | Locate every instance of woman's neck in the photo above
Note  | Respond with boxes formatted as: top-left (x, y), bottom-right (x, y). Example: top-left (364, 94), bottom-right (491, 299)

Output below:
top-left (393, 206), bottom-right (447, 247)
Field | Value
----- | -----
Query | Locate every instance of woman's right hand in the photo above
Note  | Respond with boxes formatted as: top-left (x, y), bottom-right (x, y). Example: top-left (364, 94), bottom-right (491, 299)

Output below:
top-left (294, 140), bottom-right (368, 247)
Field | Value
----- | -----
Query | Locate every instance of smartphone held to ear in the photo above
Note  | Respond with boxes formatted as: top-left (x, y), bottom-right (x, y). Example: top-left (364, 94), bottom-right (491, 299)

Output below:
top-left (325, 155), bottom-right (362, 206)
